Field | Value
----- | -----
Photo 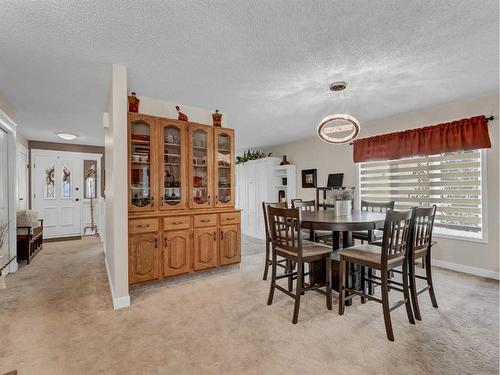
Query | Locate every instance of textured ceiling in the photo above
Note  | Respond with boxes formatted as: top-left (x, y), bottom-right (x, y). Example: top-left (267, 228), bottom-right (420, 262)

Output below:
top-left (1, 0), bottom-right (498, 148)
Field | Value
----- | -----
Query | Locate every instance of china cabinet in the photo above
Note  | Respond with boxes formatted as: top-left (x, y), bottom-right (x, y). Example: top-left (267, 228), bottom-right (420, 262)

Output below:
top-left (127, 113), bottom-right (240, 286)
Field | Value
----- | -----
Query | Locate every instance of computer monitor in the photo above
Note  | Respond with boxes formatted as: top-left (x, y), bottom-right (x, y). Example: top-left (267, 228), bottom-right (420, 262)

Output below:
top-left (327, 173), bottom-right (344, 188)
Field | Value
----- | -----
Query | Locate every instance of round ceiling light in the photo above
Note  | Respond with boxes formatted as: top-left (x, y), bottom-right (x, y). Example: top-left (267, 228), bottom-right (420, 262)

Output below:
top-left (317, 81), bottom-right (360, 144)
top-left (57, 133), bottom-right (78, 141)
top-left (317, 114), bottom-right (360, 144)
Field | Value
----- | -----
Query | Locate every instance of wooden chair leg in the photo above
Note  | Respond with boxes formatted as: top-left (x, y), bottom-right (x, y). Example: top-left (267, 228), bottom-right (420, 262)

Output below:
top-left (292, 261), bottom-right (303, 324)
top-left (409, 255), bottom-right (421, 321)
top-left (368, 268), bottom-right (374, 295)
top-left (287, 260), bottom-right (293, 292)
top-left (263, 240), bottom-right (270, 280)
top-left (360, 266), bottom-right (366, 304)
top-left (267, 250), bottom-right (277, 306)
top-left (381, 271), bottom-right (394, 341)
top-left (325, 255), bottom-right (332, 310)
top-left (425, 253), bottom-right (438, 308)
top-left (338, 258), bottom-right (346, 315)
top-left (402, 260), bottom-right (415, 325)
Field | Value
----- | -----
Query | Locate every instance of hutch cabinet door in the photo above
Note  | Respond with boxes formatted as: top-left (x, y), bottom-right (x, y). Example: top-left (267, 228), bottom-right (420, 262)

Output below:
top-left (129, 233), bottom-right (160, 284)
top-left (128, 114), bottom-right (158, 212)
top-left (192, 227), bottom-right (218, 271)
top-left (188, 124), bottom-right (213, 209)
top-left (163, 229), bottom-right (190, 277)
top-left (158, 119), bottom-right (187, 210)
top-left (214, 128), bottom-right (235, 208)
top-left (219, 224), bottom-right (241, 265)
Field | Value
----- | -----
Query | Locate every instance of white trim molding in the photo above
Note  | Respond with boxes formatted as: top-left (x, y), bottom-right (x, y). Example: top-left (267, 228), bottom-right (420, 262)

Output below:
top-left (0, 108), bottom-right (19, 275)
top-left (105, 256), bottom-right (130, 309)
top-left (432, 258), bottom-right (499, 280)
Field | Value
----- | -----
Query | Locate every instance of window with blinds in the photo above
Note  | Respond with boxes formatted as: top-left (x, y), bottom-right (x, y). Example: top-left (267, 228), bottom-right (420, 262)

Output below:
top-left (358, 150), bottom-right (484, 239)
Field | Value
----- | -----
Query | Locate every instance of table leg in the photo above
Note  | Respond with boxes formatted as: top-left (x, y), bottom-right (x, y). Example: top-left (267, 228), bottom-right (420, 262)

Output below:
top-left (309, 229), bottom-right (314, 242)
top-left (342, 231), bottom-right (352, 248)
top-left (332, 231), bottom-right (340, 250)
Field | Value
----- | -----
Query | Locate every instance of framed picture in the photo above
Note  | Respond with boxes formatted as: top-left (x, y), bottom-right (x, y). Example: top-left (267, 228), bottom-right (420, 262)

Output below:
top-left (301, 169), bottom-right (317, 188)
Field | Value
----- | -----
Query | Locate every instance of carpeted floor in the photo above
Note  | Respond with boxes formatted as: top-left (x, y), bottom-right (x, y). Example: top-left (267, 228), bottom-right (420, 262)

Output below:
top-left (0, 236), bottom-right (498, 375)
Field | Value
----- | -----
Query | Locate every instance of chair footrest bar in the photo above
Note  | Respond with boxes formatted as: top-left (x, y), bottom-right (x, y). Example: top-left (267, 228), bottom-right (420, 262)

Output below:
top-left (416, 285), bottom-right (431, 296)
top-left (389, 299), bottom-right (408, 312)
top-left (343, 288), bottom-right (383, 304)
top-left (275, 272), bottom-right (297, 280)
top-left (274, 284), bottom-right (296, 299)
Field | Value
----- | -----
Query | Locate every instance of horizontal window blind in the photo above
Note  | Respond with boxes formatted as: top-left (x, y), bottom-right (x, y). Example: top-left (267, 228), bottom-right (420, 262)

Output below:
top-left (359, 150), bottom-right (483, 239)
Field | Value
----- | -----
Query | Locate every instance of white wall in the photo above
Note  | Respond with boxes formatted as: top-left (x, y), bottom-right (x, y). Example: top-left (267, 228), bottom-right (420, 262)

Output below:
top-left (137, 95), bottom-right (218, 126)
top-left (104, 64), bottom-right (130, 309)
top-left (263, 94), bottom-right (499, 278)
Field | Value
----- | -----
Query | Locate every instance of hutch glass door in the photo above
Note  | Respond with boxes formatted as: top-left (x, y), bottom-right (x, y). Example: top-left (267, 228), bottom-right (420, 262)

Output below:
top-left (189, 125), bottom-right (212, 208)
top-left (161, 121), bottom-right (185, 210)
top-left (214, 128), bottom-right (234, 207)
top-left (129, 116), bottom-right (155, 211)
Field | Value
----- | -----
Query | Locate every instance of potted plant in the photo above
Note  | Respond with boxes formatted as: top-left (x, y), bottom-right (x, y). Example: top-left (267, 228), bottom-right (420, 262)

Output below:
top-left (331, 187), bottom-right (354, 215)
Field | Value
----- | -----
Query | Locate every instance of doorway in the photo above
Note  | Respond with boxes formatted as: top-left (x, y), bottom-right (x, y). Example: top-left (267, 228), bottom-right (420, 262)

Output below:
top-left (31, 150), bottom-right (83, 238)
top-left (16, 144), bottom-right (29, 210)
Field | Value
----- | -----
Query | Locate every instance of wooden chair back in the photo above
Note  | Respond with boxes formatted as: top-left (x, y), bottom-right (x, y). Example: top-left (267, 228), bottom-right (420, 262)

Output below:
top-left (380, 210), bottom-right (412, 263)
top-left (267, 206), bottom-right (303, 258)
top-left (262, 202), bottom-right (286, 241)
top-left (361, 200), bottom-right (395, 212)
top-left (290, 198), bottom-right (302, 207)
top-left (292, 199), bottom-right (316, 211)
top-left (410, 205), bottom-right (437, 253)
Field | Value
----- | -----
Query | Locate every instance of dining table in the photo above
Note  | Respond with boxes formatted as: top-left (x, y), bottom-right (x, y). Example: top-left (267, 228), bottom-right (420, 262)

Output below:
top-left (300, 210), bottom-right (387, 302)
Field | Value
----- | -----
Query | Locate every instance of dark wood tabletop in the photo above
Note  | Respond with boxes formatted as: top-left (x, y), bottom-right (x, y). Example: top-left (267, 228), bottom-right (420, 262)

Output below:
top-left (301, 210), bottom-right (386, 232)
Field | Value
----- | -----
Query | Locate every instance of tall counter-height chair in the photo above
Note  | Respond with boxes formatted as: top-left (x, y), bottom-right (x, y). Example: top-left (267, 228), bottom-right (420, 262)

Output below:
top-left (352, 200), bottom-right (395, 243)
top-left (267, 206), bottom-right (332, 324)
top-left (338, 210), bottom-right (415, 341)
top-left (262, 202), bottom-right (290, 281)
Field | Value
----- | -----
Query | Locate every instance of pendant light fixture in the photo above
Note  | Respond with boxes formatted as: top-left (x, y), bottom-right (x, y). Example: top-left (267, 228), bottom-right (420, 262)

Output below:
top-left (317, 81), bottom-right (360, 144)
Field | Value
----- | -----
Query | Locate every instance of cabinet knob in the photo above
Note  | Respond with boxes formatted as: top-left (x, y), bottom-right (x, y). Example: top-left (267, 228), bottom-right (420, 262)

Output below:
top-left (154, 238), bottom-right (158, 248)
top-left (213, 231), bottom-right (216, 241)
top-left (150, 196), bottom-right (154, 206)
top-left (221, 230), bottom-right (224, 240)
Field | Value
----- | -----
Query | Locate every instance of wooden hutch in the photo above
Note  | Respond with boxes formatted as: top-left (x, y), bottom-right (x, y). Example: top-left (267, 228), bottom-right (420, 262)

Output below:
top-left (127, 113), bottom-right (241, 286)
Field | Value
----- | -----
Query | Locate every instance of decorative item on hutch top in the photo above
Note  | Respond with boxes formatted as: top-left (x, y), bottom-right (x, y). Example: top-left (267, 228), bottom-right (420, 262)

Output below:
top-left (212, 109), bottom-right (222, 127)
top-left (280, 155), bottom-right (290, 165)
top-left (317, 81), bottom-right (360, 144)
top-left (128, 92), bottom-right (140, 113)
top-left (176, 105), bottom-right (188, 121)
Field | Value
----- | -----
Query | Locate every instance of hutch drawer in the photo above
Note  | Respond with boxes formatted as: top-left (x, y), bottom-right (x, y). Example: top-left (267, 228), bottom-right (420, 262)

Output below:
top-left (193, 214), bottom-right (218, 228)
top-left (219, 212), bottom-right (240, 225)
top-left (163, 216), bottom-right (190, 230)
top-left (128, 218), bottom-right (159, 234)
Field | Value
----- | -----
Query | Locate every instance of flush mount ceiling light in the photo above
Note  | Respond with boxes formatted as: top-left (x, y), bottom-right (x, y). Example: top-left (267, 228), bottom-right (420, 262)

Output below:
top-left (57, 132), bottom-right (78, 140)
top-left (317, 82), bottom-right (360, 144)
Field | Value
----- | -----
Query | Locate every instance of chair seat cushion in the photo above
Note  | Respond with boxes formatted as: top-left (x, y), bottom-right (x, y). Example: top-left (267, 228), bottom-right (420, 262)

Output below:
top-left (276, 241), bottom-right (331, 259)
top-left (352, 229), bottom-right (383, 241)
top-left (339, 244), bottom-right (403, 266)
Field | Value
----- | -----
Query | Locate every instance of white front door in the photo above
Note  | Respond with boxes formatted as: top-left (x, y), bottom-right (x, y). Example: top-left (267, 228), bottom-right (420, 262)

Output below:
top-left (16, 144), bottom-right (29, 210)
top-left (32, 151), bottom-right (83, 238)
top-left (0, 129), bottom-right (9, 268)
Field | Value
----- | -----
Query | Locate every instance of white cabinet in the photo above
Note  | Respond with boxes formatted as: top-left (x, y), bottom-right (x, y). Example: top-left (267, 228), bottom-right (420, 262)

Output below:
top-left (236, 157), bottom-right (296, 239)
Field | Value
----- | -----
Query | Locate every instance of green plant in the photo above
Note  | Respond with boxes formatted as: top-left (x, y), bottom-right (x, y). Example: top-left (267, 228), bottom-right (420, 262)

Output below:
top-left (236, 150), bottom-right (272, 164)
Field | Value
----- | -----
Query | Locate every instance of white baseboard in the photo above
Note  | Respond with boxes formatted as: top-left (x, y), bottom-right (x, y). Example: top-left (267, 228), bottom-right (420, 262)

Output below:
top-left (432, 259), bottom-right (499, 280)
top-left (104, 257), bottom-right (130, 309)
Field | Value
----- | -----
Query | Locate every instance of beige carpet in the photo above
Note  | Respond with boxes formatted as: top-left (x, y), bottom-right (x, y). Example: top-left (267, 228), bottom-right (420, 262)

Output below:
top-left (0, 236), bottom-right (498, 375)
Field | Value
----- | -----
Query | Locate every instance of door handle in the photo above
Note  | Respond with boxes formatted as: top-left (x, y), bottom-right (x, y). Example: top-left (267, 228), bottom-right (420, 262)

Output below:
top-left (154, 238), bottom-right (158, 248)
top-left (75, 198), bottom-right (80, 202)
top-left (19, 198), bottom-right (24, 201)
top-left (221, 230), bottom-right (224, 240)
top-left (213, 231), bottom-right (216, 241)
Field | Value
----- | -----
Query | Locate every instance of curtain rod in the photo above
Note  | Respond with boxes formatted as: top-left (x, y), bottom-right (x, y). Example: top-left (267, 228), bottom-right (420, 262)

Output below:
top-left (348, 115), bottom-right (495, 146)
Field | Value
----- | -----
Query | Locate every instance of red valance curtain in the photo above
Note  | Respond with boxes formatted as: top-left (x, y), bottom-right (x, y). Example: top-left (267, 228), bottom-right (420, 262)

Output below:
top-left (353, 115), bottom-right (491, 163)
